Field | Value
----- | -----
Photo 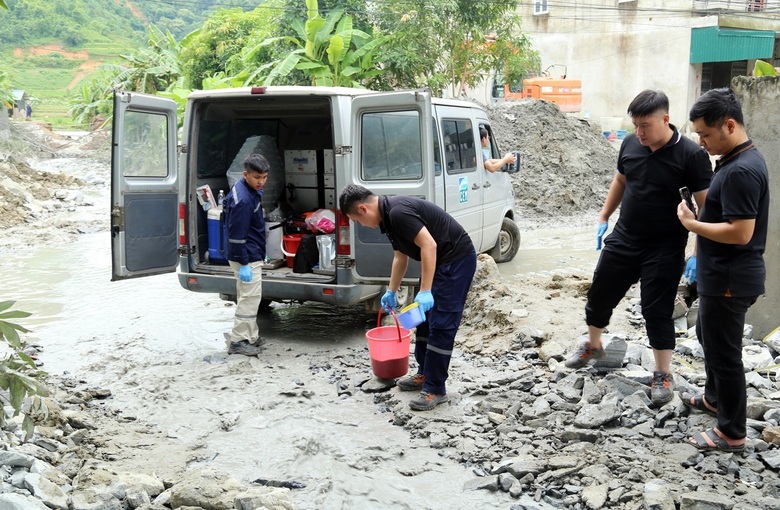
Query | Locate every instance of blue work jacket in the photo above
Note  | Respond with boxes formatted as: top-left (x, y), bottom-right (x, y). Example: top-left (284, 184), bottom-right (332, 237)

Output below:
top-left (223, 179), bottom-right (266, 265)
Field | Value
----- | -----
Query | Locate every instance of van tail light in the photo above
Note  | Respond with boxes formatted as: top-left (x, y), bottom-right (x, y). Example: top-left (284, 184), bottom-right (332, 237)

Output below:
top-left (178, 203), bottom-right (186, 245)
top-left (336, 210), bottom-right (351, 256)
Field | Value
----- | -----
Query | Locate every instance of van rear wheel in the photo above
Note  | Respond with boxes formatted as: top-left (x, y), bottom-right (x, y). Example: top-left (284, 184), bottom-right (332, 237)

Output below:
top-left (489, 217), bottom-right (521, 263)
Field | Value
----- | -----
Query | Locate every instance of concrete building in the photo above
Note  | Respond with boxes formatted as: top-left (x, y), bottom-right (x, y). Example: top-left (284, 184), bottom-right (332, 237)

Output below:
top-left (474, 0), bottom-right (780, 133)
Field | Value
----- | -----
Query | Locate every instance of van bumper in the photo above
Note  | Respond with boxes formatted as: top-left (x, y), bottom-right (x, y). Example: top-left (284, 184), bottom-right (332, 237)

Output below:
top-left (177, 267), bottom-right (383, 306)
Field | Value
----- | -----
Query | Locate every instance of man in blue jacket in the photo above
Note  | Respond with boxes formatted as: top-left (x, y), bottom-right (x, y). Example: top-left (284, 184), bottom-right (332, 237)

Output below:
top-left (223, 154), bottom-right (269, 356)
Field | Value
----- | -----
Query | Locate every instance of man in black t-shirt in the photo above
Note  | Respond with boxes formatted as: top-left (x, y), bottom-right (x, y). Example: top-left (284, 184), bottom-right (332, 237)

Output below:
top-left (564, 90), bottom-right (712, 408)
top-left (677, 88), bottom-right (768, 453)
top-left (339, 184), bottom-right (477, 411)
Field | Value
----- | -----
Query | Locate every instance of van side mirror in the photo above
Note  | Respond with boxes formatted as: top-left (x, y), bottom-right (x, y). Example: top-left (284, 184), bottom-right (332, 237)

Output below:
top-left (503, 151), bottom-right (521, 173)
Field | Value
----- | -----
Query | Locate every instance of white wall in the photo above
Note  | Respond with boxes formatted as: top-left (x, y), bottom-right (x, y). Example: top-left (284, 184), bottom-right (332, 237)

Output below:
top-left (514, 0), bottom-right (720, 131)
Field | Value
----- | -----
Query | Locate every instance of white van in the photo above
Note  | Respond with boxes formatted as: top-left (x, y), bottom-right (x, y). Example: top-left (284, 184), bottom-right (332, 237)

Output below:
top-left (110, 87), bottom-right (520, 310)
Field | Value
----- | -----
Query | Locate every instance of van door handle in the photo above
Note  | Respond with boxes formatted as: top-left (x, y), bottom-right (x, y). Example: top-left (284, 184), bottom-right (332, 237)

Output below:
top-left (471, 183), bottom-right (480, 190)
top-left (483, 181), bottom-right (492, 188)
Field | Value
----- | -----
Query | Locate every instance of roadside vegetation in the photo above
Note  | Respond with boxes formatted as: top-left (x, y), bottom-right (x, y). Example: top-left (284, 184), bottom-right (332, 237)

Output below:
top-left (1, 0), bottom-right (540, 129)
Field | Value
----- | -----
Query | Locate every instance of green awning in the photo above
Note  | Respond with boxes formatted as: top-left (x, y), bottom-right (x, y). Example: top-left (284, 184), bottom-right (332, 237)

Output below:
top-left (690, 26), bottom-right (775, 64)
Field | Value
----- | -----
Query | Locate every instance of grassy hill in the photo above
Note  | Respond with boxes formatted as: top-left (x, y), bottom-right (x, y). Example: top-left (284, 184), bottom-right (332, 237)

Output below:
top-left (0, 0), bottom-right (257, 129)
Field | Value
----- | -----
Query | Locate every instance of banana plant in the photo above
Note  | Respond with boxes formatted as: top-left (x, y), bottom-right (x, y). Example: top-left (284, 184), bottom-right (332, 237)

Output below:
top-left (237, 0), bottom-right (387, 88)
top-left (753, 59), bottom-right (779, 77)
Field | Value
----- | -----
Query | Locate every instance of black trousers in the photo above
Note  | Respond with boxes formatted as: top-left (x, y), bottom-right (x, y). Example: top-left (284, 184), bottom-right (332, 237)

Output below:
top-left (585, 239), bottom-right (684, 350)
top-left (413, 249), bottom-right (477, 395)
top-left (697, 294), bottom-right (757, 440)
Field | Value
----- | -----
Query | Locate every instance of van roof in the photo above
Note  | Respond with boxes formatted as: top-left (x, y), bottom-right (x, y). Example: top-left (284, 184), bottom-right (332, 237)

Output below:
top-left (187, 86), bottom-right (379, 100)
top-left (186, 86), bottom-right (485, 111)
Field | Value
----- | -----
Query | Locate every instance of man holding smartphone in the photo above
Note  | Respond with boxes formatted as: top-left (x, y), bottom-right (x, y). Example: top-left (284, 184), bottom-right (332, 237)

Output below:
top-left (565, 90), bottom-right (713, 407)
top-left (677, 87), bottom-right (769, 453)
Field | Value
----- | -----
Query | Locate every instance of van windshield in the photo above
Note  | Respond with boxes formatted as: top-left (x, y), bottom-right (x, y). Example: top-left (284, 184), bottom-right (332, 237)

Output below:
top-left (360, 110), bottom-right (422, 181)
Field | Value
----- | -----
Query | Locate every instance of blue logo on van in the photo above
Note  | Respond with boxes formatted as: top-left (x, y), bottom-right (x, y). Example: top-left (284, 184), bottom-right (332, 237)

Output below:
top-left (458, 177), bottom-right (468, 203)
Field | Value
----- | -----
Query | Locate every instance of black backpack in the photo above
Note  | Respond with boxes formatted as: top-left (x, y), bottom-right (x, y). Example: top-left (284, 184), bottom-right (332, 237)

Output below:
top-left (293, 234), bottom-right (319, 273)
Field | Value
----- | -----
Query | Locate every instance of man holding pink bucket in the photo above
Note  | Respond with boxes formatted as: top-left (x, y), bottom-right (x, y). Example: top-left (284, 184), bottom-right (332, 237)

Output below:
top-left (339, 184), bottom-right (477, 411)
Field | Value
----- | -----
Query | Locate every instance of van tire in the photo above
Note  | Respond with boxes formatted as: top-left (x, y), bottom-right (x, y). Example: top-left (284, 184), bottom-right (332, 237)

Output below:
top-left (258, 299), bottom-right (273, 313)
top-left (489, 217), bottom-right (521, 263)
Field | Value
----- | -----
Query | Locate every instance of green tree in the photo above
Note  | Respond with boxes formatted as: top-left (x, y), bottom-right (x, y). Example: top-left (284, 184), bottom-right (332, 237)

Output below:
top-left (237, 0), bottom-right (386, 87)
top-left (179, 6), bottom-right (280, 89)
top-left (0, 69), bottom-right (13, 108)
top-left (373, 0), bottom-right (539, 97)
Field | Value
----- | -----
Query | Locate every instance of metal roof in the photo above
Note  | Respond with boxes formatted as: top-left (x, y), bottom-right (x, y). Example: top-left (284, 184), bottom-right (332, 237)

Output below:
top-left (690, 26), bottom-right (775, 64)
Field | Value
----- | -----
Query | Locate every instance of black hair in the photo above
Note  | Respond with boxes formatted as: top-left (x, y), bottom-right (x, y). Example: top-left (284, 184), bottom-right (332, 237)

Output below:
top-left (339, 184), bottom-right (375, 216)
top-left (479, 127), bottom-right (488, 139)
top-left (688, 87), bottom-right (744, 127)
top-left (244, 153), bottom-right (270, 174)
top-left (627, 89), bottom-right (669, 118)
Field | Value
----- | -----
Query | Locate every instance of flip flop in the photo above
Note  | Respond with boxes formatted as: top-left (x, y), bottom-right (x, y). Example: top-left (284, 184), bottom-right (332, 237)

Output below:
top-left (688, 428), bottom-right (745, 453)
top-left (679, 391), bottom-right (717, 417)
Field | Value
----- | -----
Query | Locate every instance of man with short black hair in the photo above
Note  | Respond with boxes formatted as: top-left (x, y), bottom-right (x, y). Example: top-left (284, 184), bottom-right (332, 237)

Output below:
top-left (339, 184), bottom-right (476, 411)
top-left (223, 153), bottom-right (270, 356)
top-left (565, 90), bottom-right (712, 407)
top-left (677, 87), bottom-right (769, 453)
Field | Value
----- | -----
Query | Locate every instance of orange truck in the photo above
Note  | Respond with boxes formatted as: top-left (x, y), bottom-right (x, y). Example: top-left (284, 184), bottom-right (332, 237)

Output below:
top-left (500, 77), bottom-right (582, 113)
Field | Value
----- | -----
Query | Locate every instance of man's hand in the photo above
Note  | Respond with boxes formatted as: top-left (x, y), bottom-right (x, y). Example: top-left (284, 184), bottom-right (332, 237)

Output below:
top-left (380, 290), bottom-right (397, 312)
top-left (239, 265), bottom-right (252, 282)
top-left (415, 290), bottom-right (434, 312)
top-left (596, 222), bottom-right (608, 251)
top-left (685, 256), bottom-right (697, 284)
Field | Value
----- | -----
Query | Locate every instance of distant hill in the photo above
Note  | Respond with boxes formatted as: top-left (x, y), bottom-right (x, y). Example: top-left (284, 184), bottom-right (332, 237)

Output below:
top-left (0, 0), bottom-right (259, 47)
top-left (0, 0), bottom-right (258, 128)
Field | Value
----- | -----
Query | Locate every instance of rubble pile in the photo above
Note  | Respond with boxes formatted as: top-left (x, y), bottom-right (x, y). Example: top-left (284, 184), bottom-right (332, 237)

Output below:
top-left (485, 100), bottom-right (618, 220)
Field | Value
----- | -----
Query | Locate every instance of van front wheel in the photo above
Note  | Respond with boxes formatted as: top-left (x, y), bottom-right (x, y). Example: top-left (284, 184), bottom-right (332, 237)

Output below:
top-left (489, 217), bottom-right (521, 263)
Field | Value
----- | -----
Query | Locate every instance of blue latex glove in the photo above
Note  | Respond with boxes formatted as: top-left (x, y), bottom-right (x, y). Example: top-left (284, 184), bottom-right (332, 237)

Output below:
top-left (685, 256), bottom-right (697, 284)
top-left (596, 222), bottom-right (608, 251)
top-left (380, 290), bottom-right (397, 312)
top-left (239, 265), bottom-right (252, 283)
top-left (415, 290), bottom-right (434, 313)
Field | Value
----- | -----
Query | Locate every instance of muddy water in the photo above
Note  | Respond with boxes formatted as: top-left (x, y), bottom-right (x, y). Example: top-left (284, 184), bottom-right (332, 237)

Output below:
top-left (1, 230), bottom-right (557, 509)
top-left (1, 180), bottom-right (598, 509)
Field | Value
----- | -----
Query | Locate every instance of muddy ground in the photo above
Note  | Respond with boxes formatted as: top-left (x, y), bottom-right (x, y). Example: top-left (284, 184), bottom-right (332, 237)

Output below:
top-left (1, 107), bottom-right (778, 510)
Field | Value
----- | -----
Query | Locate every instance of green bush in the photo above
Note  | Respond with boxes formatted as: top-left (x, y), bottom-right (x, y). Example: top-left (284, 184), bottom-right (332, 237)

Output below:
top-left (0, 300), bottom-right (49, 441)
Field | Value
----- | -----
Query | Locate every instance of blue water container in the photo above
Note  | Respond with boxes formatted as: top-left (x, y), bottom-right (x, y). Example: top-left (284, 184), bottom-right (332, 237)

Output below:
top-left (207, 207), bottom-right (228, 264)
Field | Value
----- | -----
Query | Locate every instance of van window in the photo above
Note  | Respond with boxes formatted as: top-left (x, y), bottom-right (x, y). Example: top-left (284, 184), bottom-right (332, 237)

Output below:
top-left (122, 111), bottom-right (168, 177)
top-left (442, 119), bottom-right (477, 174)
top-left (361, 111), bottom-right (422, 181)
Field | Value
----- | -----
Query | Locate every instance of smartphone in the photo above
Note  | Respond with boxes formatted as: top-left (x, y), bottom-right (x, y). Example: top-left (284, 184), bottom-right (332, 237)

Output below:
top-left (679, 187), bottom-right (696, 218)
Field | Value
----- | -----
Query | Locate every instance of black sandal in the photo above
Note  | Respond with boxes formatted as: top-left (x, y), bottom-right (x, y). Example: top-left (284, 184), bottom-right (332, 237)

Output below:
top-left (679, 391), bottom-right (717, 417)
top-left (688, 428), bottom-right (745, 453)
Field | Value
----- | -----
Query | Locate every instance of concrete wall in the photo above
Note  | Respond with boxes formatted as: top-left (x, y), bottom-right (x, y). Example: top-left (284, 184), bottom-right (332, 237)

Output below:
top-left (734, 76), bottom-right (780, 339)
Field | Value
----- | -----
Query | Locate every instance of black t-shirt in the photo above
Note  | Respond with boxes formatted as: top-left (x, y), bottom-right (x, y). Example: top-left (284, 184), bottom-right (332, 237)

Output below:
top-left (613, 127), bottom-right (712, 248)
top-left (697, 141), bottom-right (769, 297)
top-left (379, 195), bottom-right (474, 266)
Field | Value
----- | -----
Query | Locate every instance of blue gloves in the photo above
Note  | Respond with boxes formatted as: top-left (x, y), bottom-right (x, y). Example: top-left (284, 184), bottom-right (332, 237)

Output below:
top-left (685, 256), bottom-right (697, 284)
top-left (415, 290), bottom-right (434, 313)
top-left (380, 290), bottom-right (397, 312)
top-left (239, 265), bottom-right (253, 282)
top-left (596, 222), bottom-right (608, 251)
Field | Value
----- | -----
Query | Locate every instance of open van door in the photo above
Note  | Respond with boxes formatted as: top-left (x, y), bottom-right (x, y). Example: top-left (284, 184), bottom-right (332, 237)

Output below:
top-left (111, 90), bottom-right (178, 281)
top-left (349, 90), bottom-right (433, 284)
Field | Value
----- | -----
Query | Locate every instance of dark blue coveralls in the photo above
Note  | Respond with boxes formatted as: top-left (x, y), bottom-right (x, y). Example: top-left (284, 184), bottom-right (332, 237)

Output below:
top-left (379, 195), bottom-right (476, 396)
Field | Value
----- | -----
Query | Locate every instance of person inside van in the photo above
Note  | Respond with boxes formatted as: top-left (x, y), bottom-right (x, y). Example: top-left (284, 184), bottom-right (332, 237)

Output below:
top-left (479, 127), bottom-right (516, 173)
top-left (339, 184), bottom-right (477, 411)
top-left (223, 153), bottom-right (270, 357)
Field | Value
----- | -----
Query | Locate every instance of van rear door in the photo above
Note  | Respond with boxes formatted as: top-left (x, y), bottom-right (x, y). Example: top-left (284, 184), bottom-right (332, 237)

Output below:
top-left (110, 90), bottom-right (179, 281)
top-left (349, 91), bottom-right (433, 283)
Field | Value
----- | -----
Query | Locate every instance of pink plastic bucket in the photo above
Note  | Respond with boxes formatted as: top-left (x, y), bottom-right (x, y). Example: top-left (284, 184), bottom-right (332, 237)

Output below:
top-left (365, 310), bottom-right (411, 379)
